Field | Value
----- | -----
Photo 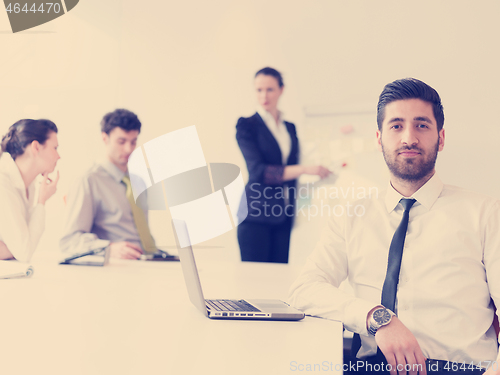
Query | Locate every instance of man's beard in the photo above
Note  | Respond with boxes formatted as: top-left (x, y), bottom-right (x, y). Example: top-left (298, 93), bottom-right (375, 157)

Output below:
top-left (381, 139), bottom-right (439, 182)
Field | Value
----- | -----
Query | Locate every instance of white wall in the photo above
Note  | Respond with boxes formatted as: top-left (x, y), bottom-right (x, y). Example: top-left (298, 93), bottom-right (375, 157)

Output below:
top-left (1, 0), bottom-right (499, 259)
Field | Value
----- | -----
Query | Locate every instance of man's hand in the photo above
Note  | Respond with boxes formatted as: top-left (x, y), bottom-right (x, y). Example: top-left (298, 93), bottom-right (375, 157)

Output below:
top-left (483, 367), bottom-right (500, 375)
top-left (375, 316), bottom-right (427, 375)
top-left (109, 241), bottom-right (143, 259)
top-left (0, 241), bottom-right (14, 260)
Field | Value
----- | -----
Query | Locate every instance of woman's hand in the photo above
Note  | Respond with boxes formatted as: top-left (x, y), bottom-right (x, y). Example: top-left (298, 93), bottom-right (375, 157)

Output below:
top-left (303, 165), bottom-right (332, 179)
top-left (38, 171), bottom-right (59, 205)
top-left (283, 165), bottom-right (333, 181)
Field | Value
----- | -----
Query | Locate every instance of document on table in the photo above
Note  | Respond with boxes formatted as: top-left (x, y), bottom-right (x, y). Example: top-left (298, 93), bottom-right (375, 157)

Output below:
top-left (0, 260), bottom-right (34, 279)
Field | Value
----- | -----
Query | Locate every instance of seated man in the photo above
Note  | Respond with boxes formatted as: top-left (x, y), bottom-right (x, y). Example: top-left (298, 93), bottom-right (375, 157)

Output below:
top-left (60, 109), bottom-right (156, 259)
top-left (289, 78), bottom-right (500, 374)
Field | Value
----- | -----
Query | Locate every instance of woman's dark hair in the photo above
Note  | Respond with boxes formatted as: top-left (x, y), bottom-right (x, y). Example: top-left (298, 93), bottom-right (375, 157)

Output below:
top-left (255, 67), bottom-right (284, 88)
top-left (101, 108), bottom-right (142, 135)
top-left (1, 119), bottom-right (58, 160)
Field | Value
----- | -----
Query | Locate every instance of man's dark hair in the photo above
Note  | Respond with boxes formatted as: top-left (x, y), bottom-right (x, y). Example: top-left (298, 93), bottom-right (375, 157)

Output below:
top-left (100, 109), bottom-right (141, 134)
top-left (1, 119), bottom-right (58, 159)
top-left (377, 78), bottom-right (444, 132)
top-left (255, 67), bottom-right (284, 88)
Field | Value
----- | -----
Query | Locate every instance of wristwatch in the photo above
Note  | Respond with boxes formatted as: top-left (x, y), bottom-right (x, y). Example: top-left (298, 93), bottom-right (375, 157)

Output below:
top-left (367, 307), bottom-right (395, 336)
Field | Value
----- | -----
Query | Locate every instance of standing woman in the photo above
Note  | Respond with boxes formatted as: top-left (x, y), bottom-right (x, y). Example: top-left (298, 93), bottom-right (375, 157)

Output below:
top-left (236, 67), bottom-right (330, 263)
top-left (0, 119), bottom-right (60, 262)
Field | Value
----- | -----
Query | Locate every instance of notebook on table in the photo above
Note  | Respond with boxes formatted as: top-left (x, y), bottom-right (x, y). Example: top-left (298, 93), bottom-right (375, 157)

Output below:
top-left (59, 246), bottom-right (111, 266)
top-left (0, 260), bottom-right (34, 279)
top-left (60, 247), bottom-right (178, 265)
top-left (172, 219), bottom-right (305, 321)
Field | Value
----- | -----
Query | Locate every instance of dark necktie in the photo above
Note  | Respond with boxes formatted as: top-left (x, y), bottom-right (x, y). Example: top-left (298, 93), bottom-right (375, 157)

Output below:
top-left (381, 198), bottom-right (416, 312)
top-left (351, 198), bottom-right (416, 359)
top-left (121, 175), bottom-right (157, 254)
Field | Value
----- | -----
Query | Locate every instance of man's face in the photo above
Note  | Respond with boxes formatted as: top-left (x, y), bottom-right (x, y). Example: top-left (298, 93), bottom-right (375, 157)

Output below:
top-left (376, 98), bottom-right (445, 182)
top-left (102, 127), bottom-right (139, 170)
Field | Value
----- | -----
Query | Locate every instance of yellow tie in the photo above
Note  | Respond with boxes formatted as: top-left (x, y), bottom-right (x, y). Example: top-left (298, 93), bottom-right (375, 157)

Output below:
top-left (121, 175), bottom-right (157, 254)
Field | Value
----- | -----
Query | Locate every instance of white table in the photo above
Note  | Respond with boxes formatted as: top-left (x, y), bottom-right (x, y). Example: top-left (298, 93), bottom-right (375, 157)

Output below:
top-left (0, 250), bottom-right (343, 375)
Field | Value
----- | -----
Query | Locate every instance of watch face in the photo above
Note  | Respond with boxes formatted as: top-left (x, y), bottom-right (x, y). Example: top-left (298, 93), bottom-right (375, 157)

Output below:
top-left (373, 309), bottom-right (391, 325)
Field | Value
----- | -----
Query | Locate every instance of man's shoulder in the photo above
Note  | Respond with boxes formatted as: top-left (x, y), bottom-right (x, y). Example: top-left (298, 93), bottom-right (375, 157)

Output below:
top-left (69, 163), bottom-right (113, 189)
top-left (350, 186), bottom-right (386, 207)
top-left (85, 163), bottom-right (109, 179)
top-left (323, 188), bottom-right (385, 224)
top-left (440, 184), bottom-right (500, 217)
top-left (441, 183), bottom-right (499, 204)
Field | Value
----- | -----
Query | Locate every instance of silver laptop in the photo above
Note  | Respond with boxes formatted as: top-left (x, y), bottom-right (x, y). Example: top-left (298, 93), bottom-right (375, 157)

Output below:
top-left (173, 219), bottom-right (305, 321)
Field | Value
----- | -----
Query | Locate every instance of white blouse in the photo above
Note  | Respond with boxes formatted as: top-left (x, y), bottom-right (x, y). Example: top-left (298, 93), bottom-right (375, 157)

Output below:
top-left (0, 154), bottom-right (45, 262)
top-left (257, 106), bottom-right (292, 165)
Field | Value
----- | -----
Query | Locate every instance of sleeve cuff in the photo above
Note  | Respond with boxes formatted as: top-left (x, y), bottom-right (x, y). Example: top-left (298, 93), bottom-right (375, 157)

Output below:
top-left (91, 239), bottom-right (111, 250)
top-left (263, 165), bottom-right (285, 185)
top-left (343, 299), bottom-right (380, 336)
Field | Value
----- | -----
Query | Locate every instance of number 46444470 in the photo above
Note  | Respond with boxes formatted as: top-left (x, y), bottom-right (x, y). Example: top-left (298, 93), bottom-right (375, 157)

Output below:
top-left (5, 3), bottom-right (62, 14)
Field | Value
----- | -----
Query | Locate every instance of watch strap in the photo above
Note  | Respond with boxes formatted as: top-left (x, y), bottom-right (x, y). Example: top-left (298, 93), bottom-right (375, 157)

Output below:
top-left (368, 307), bottom-right (394, 335)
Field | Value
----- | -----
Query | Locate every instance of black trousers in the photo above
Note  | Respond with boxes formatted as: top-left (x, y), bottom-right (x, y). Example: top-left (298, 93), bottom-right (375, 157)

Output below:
top-left (237, 217), bottom-right (292, 263)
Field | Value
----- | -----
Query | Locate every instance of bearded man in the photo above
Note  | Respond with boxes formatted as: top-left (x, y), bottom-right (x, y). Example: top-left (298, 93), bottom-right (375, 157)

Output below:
top-left (289, 78), bottom-right (500, 375)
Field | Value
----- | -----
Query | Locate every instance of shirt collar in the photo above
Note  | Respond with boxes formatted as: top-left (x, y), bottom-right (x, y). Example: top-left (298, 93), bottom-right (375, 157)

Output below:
top-left (0, 153), bottom-right (26, 192)
top-left (99, 159), bottom-right (126, 183)
top-left (257, 106), bottom-right (285, 126)
top-left (384, 173), bottom-right (444, 213)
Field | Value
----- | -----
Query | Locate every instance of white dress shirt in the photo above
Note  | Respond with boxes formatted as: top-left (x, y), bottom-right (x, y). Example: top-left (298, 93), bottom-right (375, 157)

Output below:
top-left (60, 160), bottom-right (150, 254)
top-left (0, 153), bottom-right (45, 262)
top-left (257, 106), bottom-right (292, 164)
top-left (289, 174), bottom-right (500, 363)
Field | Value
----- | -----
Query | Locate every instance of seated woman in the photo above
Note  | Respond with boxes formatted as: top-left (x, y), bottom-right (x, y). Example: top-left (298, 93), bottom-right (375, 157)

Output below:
top-left (0, 119), bottom-right (60, 262)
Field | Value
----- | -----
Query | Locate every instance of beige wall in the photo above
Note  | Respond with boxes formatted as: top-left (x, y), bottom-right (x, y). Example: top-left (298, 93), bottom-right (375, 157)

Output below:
top-left (1, 0), bottom-right (499, 258)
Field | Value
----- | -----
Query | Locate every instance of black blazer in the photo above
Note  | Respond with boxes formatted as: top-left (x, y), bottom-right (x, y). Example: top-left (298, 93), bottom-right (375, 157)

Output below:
top-left (236, 112), bottom-right (299, 224)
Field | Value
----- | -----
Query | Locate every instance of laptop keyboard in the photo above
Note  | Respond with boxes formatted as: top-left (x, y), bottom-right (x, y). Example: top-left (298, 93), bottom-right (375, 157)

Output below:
top-left (206, 299), bottom-right (261, 312)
